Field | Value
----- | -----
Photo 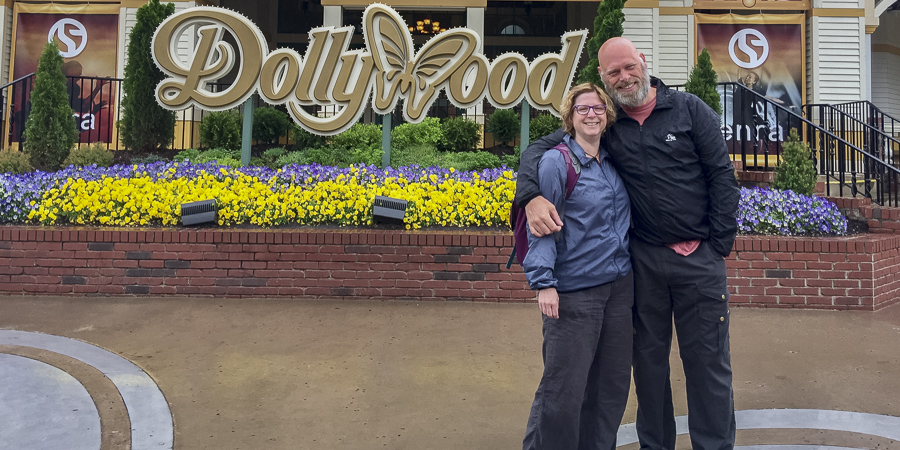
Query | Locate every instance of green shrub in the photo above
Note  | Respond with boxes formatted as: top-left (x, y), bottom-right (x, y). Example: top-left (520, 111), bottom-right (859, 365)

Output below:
top-left (194, 148), bottom-right (239, 164)
top-left (684, 48), bottom-right (722, 115)
top-left (174, 148), bottom-right (200, 162)
top-left (486, 109), bottom-right (520, 146)
top-left (501, 145), bottom-right (521, 170)
top-left (252, 107), bottom-right (291, 144)
top-left (439, 116), bottom-right (481, 152)
top-left (256, 147), bottom-right (287, 168)
top-left (275, 151), bottom-right (308, 167)
top-left (774, 128), bottom-right (817, 196)
top-left (391, 117), bottom-right (443, 151)
top-left (576, 0), bottom-right (626, 86)
top-left (290, 124), bottom-right (326, 150)
top-left (304, 146), bottom-right (343, 167)
top-left (530, 114), bottom-right (562, 143)
top-left (63, 143), bottom-right (114, 167)
top-left (332, 123), bottom-right (382, 151)
top-left (262, 147), bottom-right (286, 161)
top-left (317, 122), bottom-right (384, 167)
top-left (0, 150), bottom-right (33, 174)
top-left (441, 151), bottom-right (502, 171)
top-left (23, 41), bottom-right (78, 171)
top-left (199, 110), bottom-right (241, 150)
top-left (217, 157), bottom-right (242, 168)
top-left (119, 0), bottom-right (176, 151)
top-left (130, 154), bottom-right (167, 165)
top-left (391, 144), bottom-right (442, 168)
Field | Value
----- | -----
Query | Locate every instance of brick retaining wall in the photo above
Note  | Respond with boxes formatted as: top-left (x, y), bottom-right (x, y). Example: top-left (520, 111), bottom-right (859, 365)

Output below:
top-left (2, 225), bottom-right (900, 310)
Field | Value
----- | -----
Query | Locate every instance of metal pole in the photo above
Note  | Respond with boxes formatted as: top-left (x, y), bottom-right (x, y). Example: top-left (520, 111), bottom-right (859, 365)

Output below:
top-left (381, 114), bottom-right (391, 168)
top-left (241, 96), bottom-right (254, 166)
top-left (520, 102), bottom-right (530, 152)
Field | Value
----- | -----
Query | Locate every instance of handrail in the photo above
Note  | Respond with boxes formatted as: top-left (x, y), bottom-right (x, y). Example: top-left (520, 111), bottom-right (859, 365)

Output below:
top-left (0, 72), bottom-right (35, 91)
top-left (719, 82), bottom-right (900, 206)
top-left (831, 100), bottom-right (900, 136)
top-left (804, 103), bottom-right (899, 168)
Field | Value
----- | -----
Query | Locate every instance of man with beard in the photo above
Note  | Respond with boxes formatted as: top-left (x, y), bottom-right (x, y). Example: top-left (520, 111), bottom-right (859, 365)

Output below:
top-left (514, 37), bottom-right (740, 449)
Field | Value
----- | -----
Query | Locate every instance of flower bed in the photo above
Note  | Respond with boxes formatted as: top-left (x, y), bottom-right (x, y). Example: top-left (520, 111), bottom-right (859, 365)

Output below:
top-left (0, 162), bottom-right (515, 229)
top-left (1, 162), bottom-right (849, 238)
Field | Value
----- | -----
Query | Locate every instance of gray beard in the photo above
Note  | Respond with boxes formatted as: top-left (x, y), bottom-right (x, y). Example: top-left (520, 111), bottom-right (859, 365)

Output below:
top-left (606, 69), bottom-right (651, 108)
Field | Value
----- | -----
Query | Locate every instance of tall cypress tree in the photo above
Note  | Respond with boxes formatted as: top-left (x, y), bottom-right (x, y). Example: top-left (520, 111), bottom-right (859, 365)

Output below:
top-left (683, 48), bottom-right (722, 115)
top-left (576, 0), bottom-right (627, 87)
top-left (23, 41), bottom-right (78, 171)
top-left (119, 0), bottom-right (176, 152)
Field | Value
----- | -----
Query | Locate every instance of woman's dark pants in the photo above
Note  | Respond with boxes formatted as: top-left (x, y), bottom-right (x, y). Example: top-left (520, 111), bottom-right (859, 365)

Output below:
top-left (522, 272), bottom-right (634, 450)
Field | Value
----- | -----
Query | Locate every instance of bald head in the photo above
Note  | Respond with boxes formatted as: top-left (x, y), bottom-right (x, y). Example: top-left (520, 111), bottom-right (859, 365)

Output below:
top-left (597, 37), bottom-right (642, 73)
top-left (596, 37), bottom-right (652, 107)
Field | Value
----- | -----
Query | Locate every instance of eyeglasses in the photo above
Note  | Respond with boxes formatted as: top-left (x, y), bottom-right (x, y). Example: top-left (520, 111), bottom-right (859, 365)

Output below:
top-left (573, 104), bottom-right (607, 115)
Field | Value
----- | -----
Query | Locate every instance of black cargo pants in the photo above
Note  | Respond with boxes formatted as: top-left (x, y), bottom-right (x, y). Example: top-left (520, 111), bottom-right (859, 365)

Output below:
top-left (523, 273), bottom-right (634, 450)
top-left (630, 238), bottom-right (736, 450)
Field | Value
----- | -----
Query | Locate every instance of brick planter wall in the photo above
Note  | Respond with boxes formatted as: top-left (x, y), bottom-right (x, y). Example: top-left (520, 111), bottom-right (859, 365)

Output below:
top-left (2, 215), bottom-right (900, 310)
top-left (729, 234), bottom-right (900, 310)
top-left (0, 228), bottom-right (531, 302)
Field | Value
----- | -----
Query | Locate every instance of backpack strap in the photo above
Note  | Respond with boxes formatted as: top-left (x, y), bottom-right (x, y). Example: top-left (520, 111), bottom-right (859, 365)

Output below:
top-left (506, 142), bottom-right (581, 269)
top-left (550, 142), bottom-right (580, 244)
top-left (552, 143), bottom-right (580, 200)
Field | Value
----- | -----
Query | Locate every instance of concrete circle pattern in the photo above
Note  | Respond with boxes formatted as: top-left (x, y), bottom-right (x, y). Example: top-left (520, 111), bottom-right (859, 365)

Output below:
top-left (0, 330), bottom-right (173, 450)
top-left (0, 354), bottom-right (101, 450)
top-left (2, 330), bottom-right (899, 449)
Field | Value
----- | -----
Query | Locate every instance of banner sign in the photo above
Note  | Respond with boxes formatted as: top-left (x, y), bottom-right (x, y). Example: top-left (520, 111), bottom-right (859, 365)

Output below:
top-left (10, 4), bottom-right (120, 143)
top-left (696, 14), bottom-right (805, 147)
top-left (152, 4), bottom-right (587, 135)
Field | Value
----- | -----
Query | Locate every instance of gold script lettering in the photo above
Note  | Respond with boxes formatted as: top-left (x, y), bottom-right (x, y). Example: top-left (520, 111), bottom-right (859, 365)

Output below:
top-left (527, 32), bottom-right (586, 116)
top-left (488, 54), bottom-right (529, 108)
top-left (154, 7), bottom-right (266, 110)
top-left (153, 4), bottom-right (588, 136)
top-left (259, 49), bottom-right (301, 103)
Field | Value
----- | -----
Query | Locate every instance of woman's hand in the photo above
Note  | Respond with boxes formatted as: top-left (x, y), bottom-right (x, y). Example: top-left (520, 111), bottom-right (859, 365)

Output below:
top-left (538, 287), bottom-right (559, 319)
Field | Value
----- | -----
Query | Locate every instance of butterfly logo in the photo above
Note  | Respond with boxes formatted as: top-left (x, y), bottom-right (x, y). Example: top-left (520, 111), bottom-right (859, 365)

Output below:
top-left (363, 4), bottom-right (481, 122)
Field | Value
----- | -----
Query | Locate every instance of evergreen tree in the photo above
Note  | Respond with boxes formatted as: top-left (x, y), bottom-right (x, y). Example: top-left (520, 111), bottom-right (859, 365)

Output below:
top-left (683, 48), bottom-right (722, 115)
top-left (23, 41), bottom-right (78, 171)
top-left (119, 0), bottom-right (176, 152)
top-left (774, 128), bottom-right (818, 196)
top-left (576, 0), bottom-right (627, 86)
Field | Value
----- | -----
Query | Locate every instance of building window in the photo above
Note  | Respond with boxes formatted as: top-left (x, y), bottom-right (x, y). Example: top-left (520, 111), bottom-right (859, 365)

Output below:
top-left (500, 24), bottom-right (526, 35)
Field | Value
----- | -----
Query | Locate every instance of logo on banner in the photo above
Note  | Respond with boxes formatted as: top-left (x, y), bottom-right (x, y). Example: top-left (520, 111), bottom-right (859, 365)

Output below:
top-left (728, 29), bottom-right (768, 69)
top-left (151, 4), bottom-right (586, 136)
top-left (48, 19), bottom-right (88, 58)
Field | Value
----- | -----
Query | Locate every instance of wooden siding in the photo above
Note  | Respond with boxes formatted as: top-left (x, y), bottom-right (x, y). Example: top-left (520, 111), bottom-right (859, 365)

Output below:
top-left (809, 16), bottom-right (865, 103)
top-left (1, 6), bottom-right (11, 85)
top-left (871, 49), bottom-right (900, 119)
top-left (623, 8), bottom-right (657, 73)
top-left (657, 14), bottom-right (691, 85)
top-left (814, 0), bottom-right (863, 8)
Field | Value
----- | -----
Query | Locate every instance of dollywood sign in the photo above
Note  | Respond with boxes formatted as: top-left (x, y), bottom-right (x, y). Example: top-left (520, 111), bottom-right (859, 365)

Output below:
top-left (151, 4), bottom-right (586, 135)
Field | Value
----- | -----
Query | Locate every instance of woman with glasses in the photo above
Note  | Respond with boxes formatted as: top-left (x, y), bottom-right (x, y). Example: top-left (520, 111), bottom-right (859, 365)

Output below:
top-left (521, 83), bottom-right (633, 450)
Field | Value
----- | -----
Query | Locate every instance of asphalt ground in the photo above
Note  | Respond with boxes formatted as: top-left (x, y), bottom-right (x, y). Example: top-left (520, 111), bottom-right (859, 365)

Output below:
top-left (1, 296), bottom-right (899, 449)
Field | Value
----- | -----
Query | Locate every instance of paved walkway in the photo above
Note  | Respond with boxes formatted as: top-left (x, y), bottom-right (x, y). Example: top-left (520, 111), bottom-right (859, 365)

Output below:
top-left (1, 296), bottom-right (899, 449)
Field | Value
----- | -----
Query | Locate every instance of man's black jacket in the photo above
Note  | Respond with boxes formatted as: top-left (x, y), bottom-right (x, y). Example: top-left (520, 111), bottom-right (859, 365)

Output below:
top-left (514, 78), bottom-right (740, 257)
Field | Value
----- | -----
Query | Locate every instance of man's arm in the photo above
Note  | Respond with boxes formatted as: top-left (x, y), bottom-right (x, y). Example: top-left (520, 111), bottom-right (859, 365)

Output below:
top-left (514, 129), bottom-right (567, 207)
top-left (689, 97), bottom-right (740, 257)
top-left (514, 129), bottom-right (568, 236)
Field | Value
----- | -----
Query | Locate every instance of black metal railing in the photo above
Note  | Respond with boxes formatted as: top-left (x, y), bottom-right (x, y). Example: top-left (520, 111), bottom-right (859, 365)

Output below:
top-left (700, 82), bottom-right (899, 206)
top-left (831, 100), bottom-right (900, 139)
top-left (804, 103), bottom-right (899, 171)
